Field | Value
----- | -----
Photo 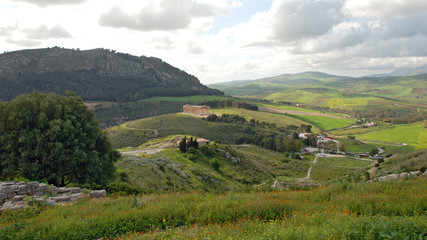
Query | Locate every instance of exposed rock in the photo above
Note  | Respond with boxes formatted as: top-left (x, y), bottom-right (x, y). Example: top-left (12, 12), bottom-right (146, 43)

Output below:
top-left (271, 180), bottom-right (320, 189)
top-left (216, 149), bottom-right (241, 163)
top-left (52, 196), bottom-right (72, 202)
top-left (0, 193), bottom-right (7, 200)
top-left (0, 181), bottom-right (107, 211)
top-left (12, 195), bottom-right (26, 202)
top-left (90, 190), bottom-right (106, 198)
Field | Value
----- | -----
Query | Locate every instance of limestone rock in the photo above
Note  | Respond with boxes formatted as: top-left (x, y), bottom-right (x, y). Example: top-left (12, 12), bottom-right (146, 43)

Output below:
top-left (90, 190), bottom-right (106, 198)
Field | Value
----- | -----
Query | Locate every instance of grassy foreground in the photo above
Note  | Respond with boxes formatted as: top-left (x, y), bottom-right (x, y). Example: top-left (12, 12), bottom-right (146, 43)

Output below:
top-left (1, 178), bottom-right (426, 239)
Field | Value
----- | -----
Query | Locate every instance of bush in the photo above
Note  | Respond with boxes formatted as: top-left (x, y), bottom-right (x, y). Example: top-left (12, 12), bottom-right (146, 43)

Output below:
top-left (210, 158), bottom-right (220, 171)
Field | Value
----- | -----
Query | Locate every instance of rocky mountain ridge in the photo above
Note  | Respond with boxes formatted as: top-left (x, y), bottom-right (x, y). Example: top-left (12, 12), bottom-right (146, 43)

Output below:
top-left (0, 47), bottom-right (223, 101)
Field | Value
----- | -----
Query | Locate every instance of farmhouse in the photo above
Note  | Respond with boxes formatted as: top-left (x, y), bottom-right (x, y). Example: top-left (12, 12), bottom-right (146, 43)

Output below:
top-left (183, 104), bottom-right (210, 116)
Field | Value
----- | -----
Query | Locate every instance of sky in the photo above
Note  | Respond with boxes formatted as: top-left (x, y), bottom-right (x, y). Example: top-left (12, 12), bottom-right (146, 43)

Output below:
top-left (1, 0), bottom-right (427, 84)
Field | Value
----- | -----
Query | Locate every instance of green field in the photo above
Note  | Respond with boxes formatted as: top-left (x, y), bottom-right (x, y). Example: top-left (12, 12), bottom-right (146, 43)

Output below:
top-left (317, 157), bottom-right (373, 168)
top-left (211, 108), bottom-right (320, 130)
top-left (355, 121), bottom-right (427, 149)
top-left (337, 138), bottom-right (376, 153)
top-left (1, 178), bottom-right (425, 239)
top-left (310, 156), bottom-right (372, 182)
top-left (258, 103), bottom-right (321, 113)
top-left (287, 114), bottom-right (355, 130)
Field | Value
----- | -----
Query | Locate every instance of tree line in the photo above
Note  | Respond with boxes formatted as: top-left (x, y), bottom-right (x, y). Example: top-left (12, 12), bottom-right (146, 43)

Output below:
top-left (204, 114), bottom-right (316, 153)
top-left (201, 99), bottom-right (258, 111)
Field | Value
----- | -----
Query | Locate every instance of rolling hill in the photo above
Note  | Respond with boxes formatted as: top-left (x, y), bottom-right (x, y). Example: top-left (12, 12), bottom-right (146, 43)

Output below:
top-left (0, 47), bottom-right (223, 102)
top-left (210, 71), bottom-right (427, 116)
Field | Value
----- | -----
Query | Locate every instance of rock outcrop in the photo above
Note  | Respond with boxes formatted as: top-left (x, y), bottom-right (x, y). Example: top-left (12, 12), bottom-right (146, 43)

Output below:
top-left (0, 181), bottom-right (106, 211)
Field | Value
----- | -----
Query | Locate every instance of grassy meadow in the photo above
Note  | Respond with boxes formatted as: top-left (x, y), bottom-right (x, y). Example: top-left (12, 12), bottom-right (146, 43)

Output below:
top-left (287, 114), bottom-right (355, 130)
top-left (211, 108), bottom-right (320, 131)
top-left (355, 121), bottom-right (427, 150)
top-left (310, 156), bottom-right (373, 182)
top-left (1, 178), bottom-right (425, 239)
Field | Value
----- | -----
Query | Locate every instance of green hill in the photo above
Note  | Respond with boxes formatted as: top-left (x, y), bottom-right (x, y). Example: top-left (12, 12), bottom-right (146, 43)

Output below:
top-left (0, 47), bottom-right (223, 102)
top-left (210, 72), bottom-right (427, 116)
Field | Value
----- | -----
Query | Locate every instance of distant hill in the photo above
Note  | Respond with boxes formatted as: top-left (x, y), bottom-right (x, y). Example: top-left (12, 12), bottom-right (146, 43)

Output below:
top-left (210, 71), bottom-right (348, 89)
top-left (209, 71), bottom-right (427, 116)
top-left (0, 47), bottom-right (223, 102)
top-left (367, 65), bottom-right (427, 77)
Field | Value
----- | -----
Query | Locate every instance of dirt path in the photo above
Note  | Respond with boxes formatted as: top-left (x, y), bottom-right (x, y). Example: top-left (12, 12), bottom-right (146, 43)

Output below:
top-left (300, 154), bottom-right (319, 181)
top-left (259, 106), bottom-right (347, 119)
top-left (299, 153), bottom-right (348, 181)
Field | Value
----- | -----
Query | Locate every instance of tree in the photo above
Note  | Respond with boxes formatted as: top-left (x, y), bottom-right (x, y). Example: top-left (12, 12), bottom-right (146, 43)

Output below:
top-left (0, 91), bottom-right (119, 186)
top-left (369, 148), bottom-right (379, 156)
top-left (179, 136), bottom-right (187, 153)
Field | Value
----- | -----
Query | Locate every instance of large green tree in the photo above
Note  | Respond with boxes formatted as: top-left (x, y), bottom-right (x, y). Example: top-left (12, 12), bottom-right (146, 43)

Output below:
top-left (0, 91), bottom-right (119, 186)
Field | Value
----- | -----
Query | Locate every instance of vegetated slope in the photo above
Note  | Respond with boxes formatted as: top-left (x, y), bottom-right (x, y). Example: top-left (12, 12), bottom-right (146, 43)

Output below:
top-left (355, 121), bottom-right (427, 150)
top-left (374, 148), bottom-right (427, 176)
top-left (116, 142), bottom-right (310, 192)
top-left (1, 177), bottom-right (425, 239)
top-left (211, 71), bottom-right (427, 114)
top-left (0, 47), bottom-right (223, 102)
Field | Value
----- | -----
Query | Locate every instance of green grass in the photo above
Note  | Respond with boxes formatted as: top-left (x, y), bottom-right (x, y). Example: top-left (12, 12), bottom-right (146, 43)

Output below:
top-left (116, 142), bottom-right (311, 192)
top-left (287, 114), bottom-right (355, 130)
top-left (257, 103), bottom-right (321, 113)
top-left (310, 156), bottom-right (373, 182)
top-left (211, 108), bottom-right (320, 131)
top-left (356, 121), bottom-right (427, 149)
top-left (105, 125), bottom-right (158, 149)
top-left (1, 178), bottom-right (425, 239)
top-left (317, 157), bottom-right (373, 168)
top-left (375, 148), bottom-right (427, 176)
top-left (337, 138), bottom-right (377, 153)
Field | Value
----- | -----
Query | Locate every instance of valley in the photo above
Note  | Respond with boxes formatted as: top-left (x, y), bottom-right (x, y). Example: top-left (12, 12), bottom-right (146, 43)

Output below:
top-left (0, 48), bottom-right (426, 239)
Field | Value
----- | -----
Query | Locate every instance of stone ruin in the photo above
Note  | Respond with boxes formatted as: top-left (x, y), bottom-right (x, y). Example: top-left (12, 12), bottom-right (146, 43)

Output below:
top-left (182, 104), bottom-right (210, 116)
top-left (0, 181), bottom-right (106, 211)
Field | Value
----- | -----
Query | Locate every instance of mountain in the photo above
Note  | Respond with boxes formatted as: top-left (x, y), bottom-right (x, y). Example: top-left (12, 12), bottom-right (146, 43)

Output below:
top-left (209, 71), bottom-right (349, 90)
top-left (0, 47), bottom-right (223, 102)
top-left (367, 65), bottom-right (427, 77)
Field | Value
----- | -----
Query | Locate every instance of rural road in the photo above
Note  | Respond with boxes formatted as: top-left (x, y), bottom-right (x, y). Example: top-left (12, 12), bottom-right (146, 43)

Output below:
top-left (259, 106), bottom-right (347, 119)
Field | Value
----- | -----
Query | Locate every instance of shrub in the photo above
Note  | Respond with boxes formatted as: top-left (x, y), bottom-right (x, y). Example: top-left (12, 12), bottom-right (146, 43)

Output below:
top-left (210, 158), bottom-right (220, 171)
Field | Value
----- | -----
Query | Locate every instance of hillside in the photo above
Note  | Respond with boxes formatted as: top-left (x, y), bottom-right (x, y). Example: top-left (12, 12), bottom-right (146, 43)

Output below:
top-left (0, 47), bottom-right (223, 102)
top-left (210, 71), bottom-right (427, 117)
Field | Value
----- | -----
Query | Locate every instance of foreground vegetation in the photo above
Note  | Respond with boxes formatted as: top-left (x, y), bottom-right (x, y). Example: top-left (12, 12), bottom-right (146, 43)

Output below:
top-left (1, 178), bottom-right (425, 239)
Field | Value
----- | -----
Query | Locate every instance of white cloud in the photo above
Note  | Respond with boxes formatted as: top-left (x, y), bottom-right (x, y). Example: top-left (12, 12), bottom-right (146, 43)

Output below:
top-left (344, 0), bottom-right (427, 18)
top-left (271, 0), bottom-right (344, 42)
top-left (0, 24), bottom-right (71, 47)
top-left (10, 0), bottom-right (86, 7)
top-left (99, 0), bottom-right (229, 32)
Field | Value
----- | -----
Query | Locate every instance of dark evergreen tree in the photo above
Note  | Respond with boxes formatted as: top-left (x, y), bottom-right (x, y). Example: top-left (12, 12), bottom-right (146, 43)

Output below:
top-left (0, 91), bottom-right (119, 186)
top-left (179, 136), bottom-right (187, 153)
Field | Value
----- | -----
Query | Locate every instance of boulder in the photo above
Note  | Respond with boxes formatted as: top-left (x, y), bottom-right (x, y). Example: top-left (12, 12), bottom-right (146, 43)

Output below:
top-left (0, 193), bottom-right (7, 200)
top-left (0, 186), bottom-right (13, 194)
top-left (36, 184), bottom-right (48, 192)
top-left (90, 190), bottom-right (106, 198)
top-left (1, 201), bottom-right (27, 211)
top-left (12, 195), bottom-right (26, 202)
top-left (51, 196), bottom-right (72, 202)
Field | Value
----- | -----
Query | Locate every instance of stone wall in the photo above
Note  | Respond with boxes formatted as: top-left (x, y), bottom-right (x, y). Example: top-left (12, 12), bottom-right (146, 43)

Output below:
top-left (0, 181), bottom-right (106, 211)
